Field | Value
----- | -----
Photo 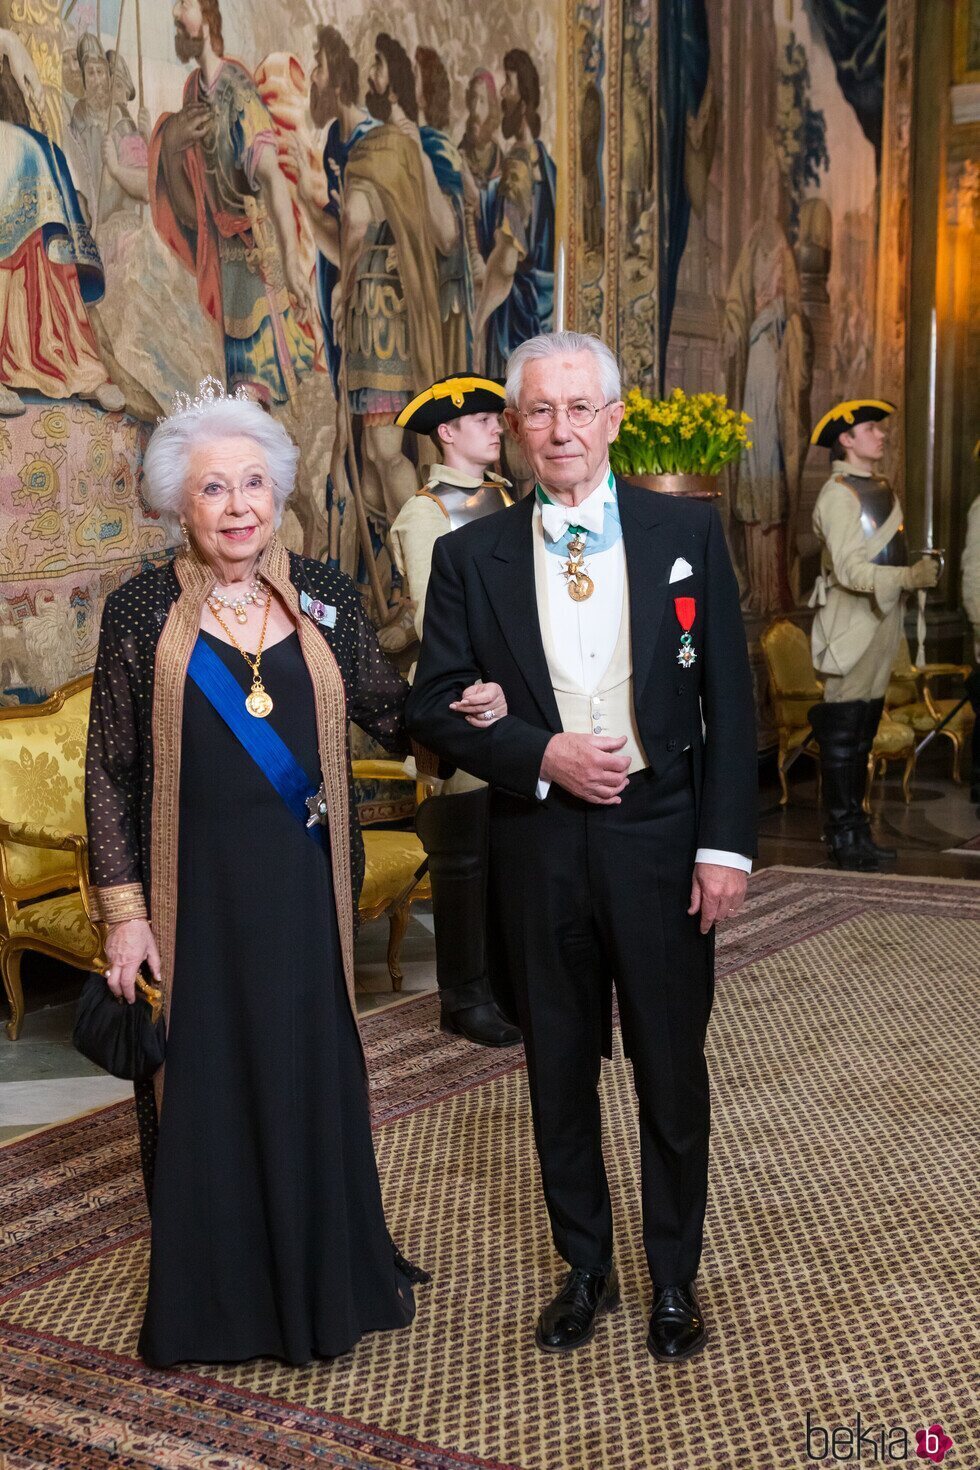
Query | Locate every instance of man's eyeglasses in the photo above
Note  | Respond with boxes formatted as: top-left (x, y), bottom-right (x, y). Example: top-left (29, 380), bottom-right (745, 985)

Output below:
top-left (191, 474), bottom-right (276, 503)
top-left (520, 400), bottom-right (616, 431)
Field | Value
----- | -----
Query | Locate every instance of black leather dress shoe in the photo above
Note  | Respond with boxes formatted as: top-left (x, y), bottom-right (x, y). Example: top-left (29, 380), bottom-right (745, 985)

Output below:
top-left (440, 1001), bottom-right (521, 1048)
top-left (647, 1283), bottom-right (708, 1362)
top-left (535, 1266), bottom-right (620, 1353)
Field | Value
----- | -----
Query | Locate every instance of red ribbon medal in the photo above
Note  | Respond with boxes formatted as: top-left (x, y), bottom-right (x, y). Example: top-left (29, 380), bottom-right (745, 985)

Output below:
top-left (674, 596), bottom-right (697, 669)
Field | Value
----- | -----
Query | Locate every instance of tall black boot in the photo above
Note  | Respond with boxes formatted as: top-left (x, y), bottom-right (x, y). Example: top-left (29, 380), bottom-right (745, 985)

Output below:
top-left (853, 698), bottom-right (897, 862)
top-left (415, 788), bottom-right (521, 1048)
top-left (808, 701), bottom-right (880, 871)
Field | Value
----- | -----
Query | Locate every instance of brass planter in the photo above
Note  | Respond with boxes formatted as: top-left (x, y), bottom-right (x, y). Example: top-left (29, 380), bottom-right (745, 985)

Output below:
top-left (622, 473), bottom-right (722, 500)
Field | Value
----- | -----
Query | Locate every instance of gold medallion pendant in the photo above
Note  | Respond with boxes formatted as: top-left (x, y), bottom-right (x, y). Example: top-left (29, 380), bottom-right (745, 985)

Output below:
top-left (567, 569), bottom-right (595, 602)
top-left (562, 556), bottom-right (595, 601)
top-left (207, 587), bottom-right (275, 717)
top-left (245, 685), bottom-right (273, 718)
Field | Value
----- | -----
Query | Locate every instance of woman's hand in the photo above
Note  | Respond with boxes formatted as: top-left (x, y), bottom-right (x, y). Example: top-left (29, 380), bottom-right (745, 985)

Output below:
top-left (451, 680), bottom-right (509, 728)
top-left (105, 918), bottom-right (161, 1004)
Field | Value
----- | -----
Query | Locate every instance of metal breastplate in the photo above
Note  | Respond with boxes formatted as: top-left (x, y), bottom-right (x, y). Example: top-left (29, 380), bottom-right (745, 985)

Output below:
top-left (841, 474), bottom-right (909, 567)
top-left (434, 484), bottom-right (508, 532)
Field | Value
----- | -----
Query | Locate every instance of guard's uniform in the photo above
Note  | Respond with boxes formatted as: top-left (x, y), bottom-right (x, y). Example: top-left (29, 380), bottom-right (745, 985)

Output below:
top-left (390, 461), bottom-right (511, 798)
top-left (806, 398), bottom-right (920, 870)
top-left (391, 376), bottom-right (519, 1047)
top-left (810, 462), bottom-right (910, 701)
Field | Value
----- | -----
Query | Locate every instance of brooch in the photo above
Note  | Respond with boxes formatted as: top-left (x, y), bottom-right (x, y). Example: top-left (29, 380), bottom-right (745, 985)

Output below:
top-left (300, 590), bottom-right (336, 628)
top-left (674, 595), bottom-right (697, 668)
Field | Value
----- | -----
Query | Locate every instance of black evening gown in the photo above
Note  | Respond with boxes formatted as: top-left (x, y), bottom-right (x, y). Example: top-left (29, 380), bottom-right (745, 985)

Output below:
top-left (138, 631), bottom-right (415, 1366)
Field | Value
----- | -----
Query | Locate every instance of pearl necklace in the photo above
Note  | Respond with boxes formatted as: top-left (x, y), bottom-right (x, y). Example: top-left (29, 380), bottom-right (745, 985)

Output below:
top-left (208, 576), bottom-right (265, 625)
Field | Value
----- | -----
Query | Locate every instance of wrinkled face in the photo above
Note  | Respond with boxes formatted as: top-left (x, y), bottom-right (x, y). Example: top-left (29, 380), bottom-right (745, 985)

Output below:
top-left (841, 420), bottom-right (886, 463)
top-left (309, 48), bottom-right (338, 129)
top-left (507, 351), bottom-right (624, 497)
top-left (441, 412), bottom-right (502, 468)
top-left (172, 0), bottom-right (205, 62)
top-left (181, 435), bottom-right (277, 575)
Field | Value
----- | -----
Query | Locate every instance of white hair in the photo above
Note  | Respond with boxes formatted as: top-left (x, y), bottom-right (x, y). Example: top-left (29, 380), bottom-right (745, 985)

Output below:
top-left (141, 397), bottom-right (300, 538)
top-left (504, 331), bottom-right (622, 407)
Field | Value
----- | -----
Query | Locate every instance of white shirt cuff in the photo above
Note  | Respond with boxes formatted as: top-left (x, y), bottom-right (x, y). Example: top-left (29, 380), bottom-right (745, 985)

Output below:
top-left (695, 848), bottom-right (752, 874)
top-left (535, 777), bottom-right (551, 801)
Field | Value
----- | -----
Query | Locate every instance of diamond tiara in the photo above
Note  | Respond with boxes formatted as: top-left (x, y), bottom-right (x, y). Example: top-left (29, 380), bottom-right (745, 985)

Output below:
top-left (163, 375), bottom-right (254, 421)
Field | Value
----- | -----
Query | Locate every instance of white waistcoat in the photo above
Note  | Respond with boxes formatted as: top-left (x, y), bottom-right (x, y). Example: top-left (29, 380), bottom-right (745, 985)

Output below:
top-left (532, 517), bottom-right (650, 774)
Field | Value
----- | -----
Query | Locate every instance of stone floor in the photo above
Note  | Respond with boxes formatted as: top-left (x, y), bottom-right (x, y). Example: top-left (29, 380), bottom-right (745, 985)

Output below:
top-left (2, 744), bottom-right (977, 1145)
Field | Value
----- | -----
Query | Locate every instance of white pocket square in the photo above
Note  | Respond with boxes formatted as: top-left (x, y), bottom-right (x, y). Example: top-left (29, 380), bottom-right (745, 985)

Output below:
top-left (669, 557), bottom-right (694, 583)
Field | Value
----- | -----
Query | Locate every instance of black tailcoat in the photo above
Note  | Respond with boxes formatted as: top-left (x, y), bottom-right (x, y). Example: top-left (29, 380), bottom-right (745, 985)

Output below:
top-left (405, 479), bottom-right (758, 1284)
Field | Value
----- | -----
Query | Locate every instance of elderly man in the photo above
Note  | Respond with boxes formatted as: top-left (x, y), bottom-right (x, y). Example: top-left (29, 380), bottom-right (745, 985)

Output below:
top-left (406, 331), bottom-right (757, 1360)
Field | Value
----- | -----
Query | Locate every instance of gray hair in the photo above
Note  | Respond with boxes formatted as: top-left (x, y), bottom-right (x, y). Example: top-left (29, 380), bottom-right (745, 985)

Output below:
top-left (141, 396), bottom-right (300, 539)
top-left (505, 331), bottom-right (622, 407)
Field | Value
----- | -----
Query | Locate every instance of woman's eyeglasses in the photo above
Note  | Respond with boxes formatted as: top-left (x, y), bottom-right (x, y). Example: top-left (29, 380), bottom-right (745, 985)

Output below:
top-left (191, 474), bottom-right (276, 503)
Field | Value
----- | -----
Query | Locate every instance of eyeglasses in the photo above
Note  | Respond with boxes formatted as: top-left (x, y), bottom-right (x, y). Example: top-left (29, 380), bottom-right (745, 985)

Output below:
top-left (520, 400), bottom-right (616, 431)
top-left (190, 473), bottom-right (276, 504)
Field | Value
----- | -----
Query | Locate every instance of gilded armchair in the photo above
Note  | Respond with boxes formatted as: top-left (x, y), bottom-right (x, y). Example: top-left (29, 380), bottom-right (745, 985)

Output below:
top-left (886, 638), bottom-right (974, 783)
top-left (0, 676), bottom-right (105, 1040)
top-left (761, 618), bottom-right (915, 808)
top-left (353, 759), bottom-right (432, 992)
top-left (760, 619), bottom-right (824, 805)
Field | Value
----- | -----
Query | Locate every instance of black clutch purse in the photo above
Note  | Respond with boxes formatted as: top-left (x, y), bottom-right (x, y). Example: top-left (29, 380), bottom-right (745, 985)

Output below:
top-left (73, 969), bottom-right (166, 1082)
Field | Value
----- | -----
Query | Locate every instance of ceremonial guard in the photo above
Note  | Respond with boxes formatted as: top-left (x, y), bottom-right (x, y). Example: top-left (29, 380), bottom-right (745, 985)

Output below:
top-left (808, 400), bottom-right (940, 869)
top-left (390, 376), bottom-right (521, 1047)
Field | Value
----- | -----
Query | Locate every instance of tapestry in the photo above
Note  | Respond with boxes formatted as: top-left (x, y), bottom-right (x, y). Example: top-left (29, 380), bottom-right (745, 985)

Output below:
top-left (0, 401), bottom-right (167, 702)
top-left (0, 0), bottom-right (563, 700)
top-left (566, 0), bottom-right (913, 624)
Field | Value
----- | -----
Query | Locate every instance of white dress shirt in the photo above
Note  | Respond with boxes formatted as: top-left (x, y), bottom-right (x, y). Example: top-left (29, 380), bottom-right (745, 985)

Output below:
top-left (533, 466), bottom-right (751, 875)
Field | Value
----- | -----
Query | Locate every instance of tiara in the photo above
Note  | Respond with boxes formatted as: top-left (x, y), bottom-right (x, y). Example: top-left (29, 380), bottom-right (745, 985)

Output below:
top-left (163, 376), bottom-right (253, 421)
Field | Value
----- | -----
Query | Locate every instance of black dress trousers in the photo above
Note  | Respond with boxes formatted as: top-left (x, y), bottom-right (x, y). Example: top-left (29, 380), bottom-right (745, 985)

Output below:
top-left (488, 754), bottom-right (714, 1287)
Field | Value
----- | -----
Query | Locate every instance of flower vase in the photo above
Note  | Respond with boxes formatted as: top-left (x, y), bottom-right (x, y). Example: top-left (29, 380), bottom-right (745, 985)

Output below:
top-left (622, 473), bottom-right (722, 500)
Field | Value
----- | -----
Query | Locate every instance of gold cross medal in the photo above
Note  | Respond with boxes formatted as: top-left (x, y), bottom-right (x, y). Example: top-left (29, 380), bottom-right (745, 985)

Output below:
top-left (561, 529), bottom-right (594, 602)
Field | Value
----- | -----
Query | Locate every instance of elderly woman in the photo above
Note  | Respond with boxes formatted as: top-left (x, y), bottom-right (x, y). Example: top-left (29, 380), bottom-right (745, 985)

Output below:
top-left (85, 380), bottom-right (506, 1367)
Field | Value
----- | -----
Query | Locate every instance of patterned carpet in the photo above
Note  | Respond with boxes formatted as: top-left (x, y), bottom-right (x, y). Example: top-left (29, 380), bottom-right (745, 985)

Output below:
top-left (1, 867), bottom-right (978, 1469)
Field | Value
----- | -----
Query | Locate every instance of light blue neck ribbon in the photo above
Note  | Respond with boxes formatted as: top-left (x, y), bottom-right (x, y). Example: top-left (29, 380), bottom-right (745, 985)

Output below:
top-left (536, 472), bottom-right (623, 557)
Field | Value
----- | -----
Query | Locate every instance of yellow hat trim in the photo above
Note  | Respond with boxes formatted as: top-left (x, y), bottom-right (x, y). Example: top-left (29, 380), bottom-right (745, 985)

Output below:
top-left (395, 376), bottom-right (506, 428)
top-left (809, 398), bottom-right (895, 447)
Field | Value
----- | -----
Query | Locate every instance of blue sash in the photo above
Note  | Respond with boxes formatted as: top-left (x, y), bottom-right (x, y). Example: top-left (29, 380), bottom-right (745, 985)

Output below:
top-left (186, 637), bottom-right (323, 842)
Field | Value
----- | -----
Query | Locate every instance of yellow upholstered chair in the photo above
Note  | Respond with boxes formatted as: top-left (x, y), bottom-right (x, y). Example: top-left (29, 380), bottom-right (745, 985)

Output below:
top-left (0, 676), bottom-right (105, 1040)
top-left (760, 619), bottom-right (824, 805)
top-left (352, 759), bottom-right (432, 992)
top-left (760, 618), bottom-right (916, 807)
top-left (886, 638), bottom-right (974, 783)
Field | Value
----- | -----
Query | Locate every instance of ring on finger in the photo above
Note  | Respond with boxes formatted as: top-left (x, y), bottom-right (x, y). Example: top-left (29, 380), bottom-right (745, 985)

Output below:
top-left (481, 708), bottom-right (497, 722)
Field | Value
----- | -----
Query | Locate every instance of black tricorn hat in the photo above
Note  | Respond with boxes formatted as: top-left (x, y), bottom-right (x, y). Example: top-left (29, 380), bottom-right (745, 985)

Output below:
top-left (810, 398), bottom-right (895, 450)
top-left (395, 375), bottom-right (506, 434)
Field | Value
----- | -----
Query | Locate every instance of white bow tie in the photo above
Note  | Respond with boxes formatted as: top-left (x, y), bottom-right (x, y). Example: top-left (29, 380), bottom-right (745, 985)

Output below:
top-left (539, 494), bottom-right (607, 543)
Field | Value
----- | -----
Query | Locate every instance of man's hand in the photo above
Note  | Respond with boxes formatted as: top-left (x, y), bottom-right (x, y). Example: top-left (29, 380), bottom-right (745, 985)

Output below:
top-left (105, 918), bottom-right (161, 1004)
top-left (101, 135), bottom-right (119, 181)
top-left (393, 114), bottom-right (423, 150)
top-left (688, 862), bottom-right (747, 935)
top-left (285, 256), bottom-right (314, 321)
top-left (906, 556), bottom-right (941, 591)
top-left (539, 732), bottom-right (631, 805)
top-left (168, 101), bottom-right (211, 151)
top-left (451, 681), bottom-right (508, 727)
